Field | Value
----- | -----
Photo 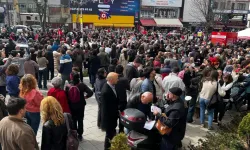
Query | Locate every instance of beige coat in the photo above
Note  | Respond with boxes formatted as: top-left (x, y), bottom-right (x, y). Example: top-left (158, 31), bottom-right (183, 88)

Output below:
top-left (0, 116), bottom-right (39, 150)
top-left (53, 51), bottom-right (61, 71)
top-left (119, 53), bottom-right (128, 75)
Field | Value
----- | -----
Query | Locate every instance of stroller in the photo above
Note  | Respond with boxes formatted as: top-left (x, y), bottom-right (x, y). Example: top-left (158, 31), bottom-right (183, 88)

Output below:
top-left (229, 81), bottom-right (247, 111)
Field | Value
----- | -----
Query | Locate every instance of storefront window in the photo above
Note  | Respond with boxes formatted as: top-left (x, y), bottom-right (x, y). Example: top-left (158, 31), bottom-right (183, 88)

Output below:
top-left (140, 10), bottom-right (154, 18)
top-left (154, 8), bottom-right (178, 19)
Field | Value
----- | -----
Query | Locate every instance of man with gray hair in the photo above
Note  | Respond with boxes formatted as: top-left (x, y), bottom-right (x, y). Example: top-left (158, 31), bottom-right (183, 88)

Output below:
top-left (98, 47), bottom-right (110, 71)
top-left (45, 44), bottom-right (54, 80)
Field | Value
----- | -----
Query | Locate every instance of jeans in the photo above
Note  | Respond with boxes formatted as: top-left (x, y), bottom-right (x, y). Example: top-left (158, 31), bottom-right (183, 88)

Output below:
top-left (90, 74), bottom-right (96, 87)
top-left (47, 67), bottom-right (54, 80)
top-left (61, 74), bottom-right (70, 90)
top-left (200, 98), bottom-right (214, 128)
top-left (187, 95), bottom-right (197, 122)
top-left (0, 86), bottom-right (6, 97)
top-left (38, 68), bottom-right (47, 89)
top-left (26, 112), bottom-right (40, 136)
top-left (104, 127), bottom-right (116, 150)
top-left (71, 107), bottom-right (85, 136)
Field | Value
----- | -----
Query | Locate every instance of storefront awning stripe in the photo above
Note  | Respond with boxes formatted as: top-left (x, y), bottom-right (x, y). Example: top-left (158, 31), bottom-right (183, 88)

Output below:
top-left (94, 23), bottom-right (113, 27)
top-left (140, 19), bottom-right (156, 26)
top-left (113, 24), bottom-right (134, 27)
top-left (154, 19), bottom-right (183, 27)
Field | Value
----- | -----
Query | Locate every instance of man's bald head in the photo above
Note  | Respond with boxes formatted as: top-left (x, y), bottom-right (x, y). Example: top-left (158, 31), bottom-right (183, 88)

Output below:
top-left (141, 92), bottom-right (153, 104)
top-left (107, 72), bottom-right (119, 85)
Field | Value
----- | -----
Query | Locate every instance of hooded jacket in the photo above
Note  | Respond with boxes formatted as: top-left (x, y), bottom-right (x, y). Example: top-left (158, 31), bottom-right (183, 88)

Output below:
top-left (47, 88), bottom-right (71, 113)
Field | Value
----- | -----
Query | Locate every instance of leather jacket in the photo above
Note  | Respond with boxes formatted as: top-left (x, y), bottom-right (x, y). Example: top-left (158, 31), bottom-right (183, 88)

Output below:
top-left (41, 120), bottom-right (67, 150)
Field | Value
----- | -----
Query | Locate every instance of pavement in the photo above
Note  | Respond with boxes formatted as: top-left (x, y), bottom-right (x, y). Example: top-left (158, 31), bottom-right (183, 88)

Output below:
top-left (6, 77), bottom-right (233, 150)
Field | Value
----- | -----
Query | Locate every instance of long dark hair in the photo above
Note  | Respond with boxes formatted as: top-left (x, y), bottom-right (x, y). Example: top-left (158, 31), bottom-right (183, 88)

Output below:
top-left (206, 70), bottom-right (219, 82)
top-left (124, 50), bottom-right (128, 61)
top-left (37, 50), bottom-right (43, 58)
top-left (110, 44), bottom-right (117, 59)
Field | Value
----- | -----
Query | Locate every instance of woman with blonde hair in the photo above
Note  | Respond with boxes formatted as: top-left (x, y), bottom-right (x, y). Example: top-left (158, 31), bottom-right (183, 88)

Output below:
top-left (19, 74), bottom-right (43, 135)
top-left (40, 96), bottom-right (68, 150)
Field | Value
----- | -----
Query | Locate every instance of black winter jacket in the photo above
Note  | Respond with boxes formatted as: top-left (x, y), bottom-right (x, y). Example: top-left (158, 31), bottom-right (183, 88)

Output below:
top-left (157, 98), bottom-right (187, 145)
top-left (41, 120), bottom-right (67, 150)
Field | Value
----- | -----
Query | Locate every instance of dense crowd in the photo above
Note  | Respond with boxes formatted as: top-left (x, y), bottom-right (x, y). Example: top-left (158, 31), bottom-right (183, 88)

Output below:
top-left (0, 27), bottom-right (249, 150)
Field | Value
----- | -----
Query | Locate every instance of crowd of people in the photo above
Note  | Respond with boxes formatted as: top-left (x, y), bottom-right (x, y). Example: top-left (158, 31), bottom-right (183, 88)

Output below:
top-left (0, 27), bottom-right (249, 150)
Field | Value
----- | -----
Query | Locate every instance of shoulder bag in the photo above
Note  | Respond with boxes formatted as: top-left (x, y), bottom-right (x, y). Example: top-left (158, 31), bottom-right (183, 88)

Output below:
top-left (63, 113), bottom-right (79, 150)
top-left (155, 113), bottom-right (172, 135)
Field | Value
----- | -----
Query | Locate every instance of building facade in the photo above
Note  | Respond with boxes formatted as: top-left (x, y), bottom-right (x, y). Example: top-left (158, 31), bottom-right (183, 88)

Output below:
top-left (140, 0), bottom-right (183, 28)
top-left (183, 0), bottom-right (249, 30)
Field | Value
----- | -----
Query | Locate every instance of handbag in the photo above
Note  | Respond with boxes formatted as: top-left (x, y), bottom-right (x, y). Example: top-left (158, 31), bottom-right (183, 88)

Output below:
top-left (63, 113), bottom-right (79, 150)
top-left (155, 113), bottom-right (172, 135)
top-left (207, 83), bottom-right (222, 109)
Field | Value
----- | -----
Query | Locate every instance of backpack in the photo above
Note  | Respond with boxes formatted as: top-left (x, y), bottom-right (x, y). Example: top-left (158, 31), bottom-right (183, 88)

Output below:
top-left (67, 84), bottom-right (80, 103)
top-left (63, 113), bottom-right (79, 150)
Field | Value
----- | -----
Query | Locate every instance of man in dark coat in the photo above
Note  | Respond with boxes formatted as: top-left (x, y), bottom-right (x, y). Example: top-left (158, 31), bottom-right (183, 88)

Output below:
top-left (125, 57), bottom-right (142, 83)
top-left (127, 92), bottom-right (153, 118)
top-left (153, 87), bottom-right (187, 150)
top-left (5, 39), bottom-right (16, 57)
top-left (101, 72), bottom-right (119, 150)
top-left (45, 45), bottom-right (54, 80)
top-left (115, 65), bottom-right (130, 133)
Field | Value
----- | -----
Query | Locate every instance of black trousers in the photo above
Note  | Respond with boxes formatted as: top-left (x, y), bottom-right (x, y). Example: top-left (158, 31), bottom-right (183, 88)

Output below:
top-left (104, 127), bottom-right (116, 150)
top-left (97, 101), bottom-right (101, 128)
top-left (47, 67), bottom-right (54, 80)
top-left (79, 67), bottom-right (83, 82)
top-left (71, 107), bottom-right (85, 136)
top-left (214, 101), bottom-right (227, 121)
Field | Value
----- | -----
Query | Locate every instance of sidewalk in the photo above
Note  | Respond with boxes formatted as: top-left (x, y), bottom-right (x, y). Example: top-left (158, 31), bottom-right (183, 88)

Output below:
top-left (30, 78), bottom-right (232, 149)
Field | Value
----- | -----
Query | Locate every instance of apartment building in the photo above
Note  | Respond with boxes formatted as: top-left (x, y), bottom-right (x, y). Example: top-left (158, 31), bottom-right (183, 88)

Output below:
top-left (183, 0), bottom-right (249, 30)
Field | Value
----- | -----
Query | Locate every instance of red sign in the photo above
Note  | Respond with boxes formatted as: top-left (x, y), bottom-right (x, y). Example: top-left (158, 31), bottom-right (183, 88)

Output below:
top-left (211, 32), bottom-right (227, 45)
top-left (211, 32), bottom-right (237, 46)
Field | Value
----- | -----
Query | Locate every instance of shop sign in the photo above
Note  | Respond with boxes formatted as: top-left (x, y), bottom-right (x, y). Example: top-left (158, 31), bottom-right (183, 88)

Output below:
top-left (142, 0), bottom-right (182, 7)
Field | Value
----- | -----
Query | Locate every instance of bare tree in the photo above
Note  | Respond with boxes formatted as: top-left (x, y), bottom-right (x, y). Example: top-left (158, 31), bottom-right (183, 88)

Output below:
top-left (33, 0), bottom-right (48, 31)
top-left (189, 0), bottom-right (214, 33)
top-left (189, 0), bottom-right (228, 32)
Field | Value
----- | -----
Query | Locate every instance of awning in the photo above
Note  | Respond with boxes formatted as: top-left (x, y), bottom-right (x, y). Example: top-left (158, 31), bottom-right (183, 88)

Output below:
top-left (140, 19), bottom-right (156, 26)
top-left (94, 23), bottom-right (113, 27)
top-left (154, 19), bottom-right (183, 27)
top-left (113, 24), bottom-right (134, 27)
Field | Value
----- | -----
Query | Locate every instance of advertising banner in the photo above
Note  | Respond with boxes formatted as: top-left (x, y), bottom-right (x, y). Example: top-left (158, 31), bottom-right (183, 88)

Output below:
top-left (211, 32), bottom-right (227, 46)
top-left (211, 32), bottom-right (237, 46)
top-left (70, 0), bottom-right (140, 23)
top-left (141, 0), bottom-right (182, 7)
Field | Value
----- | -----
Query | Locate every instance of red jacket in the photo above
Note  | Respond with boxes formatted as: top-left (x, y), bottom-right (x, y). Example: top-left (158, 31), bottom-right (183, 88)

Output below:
top-left (47, 88), bottom-right (71, 113)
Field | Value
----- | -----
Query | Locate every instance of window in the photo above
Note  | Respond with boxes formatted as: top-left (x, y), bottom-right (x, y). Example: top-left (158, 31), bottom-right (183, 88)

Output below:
top-left (140, 10), bottom-right (154, 18)
top-left (35, 17), bottom-right (38, 20)
top-left (231, 3), bottom-right (235, 10)
top-left (213, 2), bottom-right (218, 9)
top-left (154, 8), bottom-right (178, 18)
top-left (237, 3), bottom-right (246, 10)
top-left (19, 4), bottom-right (26, 8)
top-left (220, 2), bottom-right (226, 9)
top-left (26, 16), bottom-right (31, 20)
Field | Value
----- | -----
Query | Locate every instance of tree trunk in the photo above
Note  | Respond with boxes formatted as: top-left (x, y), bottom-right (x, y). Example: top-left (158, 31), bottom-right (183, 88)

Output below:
top-left (42, 0), bottom-right (47, 32)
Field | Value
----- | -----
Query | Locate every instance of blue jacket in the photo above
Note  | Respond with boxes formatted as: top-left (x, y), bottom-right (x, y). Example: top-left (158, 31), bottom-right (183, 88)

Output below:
top-left (52, 44), bottom-right (59, 51)
top-left (6, 75), bottom-right (20, 97)
top-left (141, 78), bottom-right (154, 93)
top-left (59, 54), bottom-right (72, 76)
